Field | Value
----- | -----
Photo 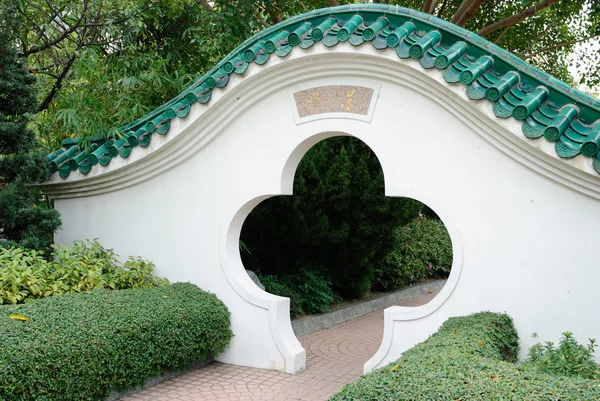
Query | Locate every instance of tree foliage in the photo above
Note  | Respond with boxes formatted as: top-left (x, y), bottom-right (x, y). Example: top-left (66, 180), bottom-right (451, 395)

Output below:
top-left (0, 4), bottom-right (61, 251)
top-left (1, 0), bottom-right (598, 149)
top-left (241, 137), bottom-right (423, 297)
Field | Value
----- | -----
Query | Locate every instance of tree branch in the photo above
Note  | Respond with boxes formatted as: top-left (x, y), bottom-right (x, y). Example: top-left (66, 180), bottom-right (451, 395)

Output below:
top-left (265, 3), bottom-right (283, 24)
top-left (252, 8), bottom-right (271, 29)
top-left (437, 0), bottom-right (450, 17)
top-left (38, 52), bottom-right (77, 112)
top-left (494, 25), bottom-right (511, 44)
top-left (298, 1), bottom-right (309, 12)
top-left (422, 0), bottom-right (434, 13)
top-left (477, 0), bottom-right (557, 37)
top-left (451, 0), bottom-right (474, 24)
top-left (518, 22), bottom-right (555, 56)
top-left (523, 34), bottom-right (600, 58)
top-left (457, 0), bottom-right (488, 27)
top-left (428, 0), bottom-right (440, 14)
top-left (19, 0), bottom-right (89, 57)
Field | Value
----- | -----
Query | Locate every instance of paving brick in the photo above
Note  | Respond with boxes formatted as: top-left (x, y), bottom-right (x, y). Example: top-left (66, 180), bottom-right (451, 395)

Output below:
top-left (120, 293), bottom-right (435, 401)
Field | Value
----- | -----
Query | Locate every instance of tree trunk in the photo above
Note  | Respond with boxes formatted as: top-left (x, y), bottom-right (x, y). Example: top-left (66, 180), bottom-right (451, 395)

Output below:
top-left (478, 0), bottom-right (558, 37)
top-left (451, 0), bottom-right (474, 24)
top-left (456, 0), bottom-right (488, 27)
top-left (422, 0), bottom-right (434, 13)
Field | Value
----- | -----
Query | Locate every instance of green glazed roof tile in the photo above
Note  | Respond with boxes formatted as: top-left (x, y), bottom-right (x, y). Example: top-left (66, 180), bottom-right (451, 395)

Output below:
top-left (46, 148), bottom-right (63, 162)
top-left (48, 5), bottom-right (600, 178)
top-left (408, 9), bottom-right (431, 20)
top-left (538, 103), bottom-right (559, 119)
top-left (570, 87), bottom-right (596, 106)
top-left (427, 15), bottom-right (450, 28)
top-left (444, 23), bottom-right (470, 39)
top-left (419, 52), bottom-right (436, 69)
top-left (466, 80), bottom-right (487, 100)
top-left (556, 136), bottom-right (581, 158)
top-left (493, 99), bottom-right (515, 119)
top-left (299, 38), bottom-right (315, 49)
top-left (255, 52), bottom-right (271, 65)
top-left (547, 76), bottom-right (573, 94)
top-left (372, 35), bottom-right (388, 50)
top-left (565, 127), bottom-right (587, 143)
top-left (571, 119), bottom-right (590, 136)
top-left (510, 86), bottom-right (527, 100)
top-left (349, 33), bottom-right (365, 47)
top-left (118, 145), bottom-right (132, 159)
top-left (156, 120), bottom-right (171, 135)
top-left (531, 110), bottom-right (553, 125)
top-left (465, 31), bottom-right (489, 49)
top-left (275, 45), bottom-right (293, 57)
top-left (522, 117), bottom-right (545, 139)
top-left (442, 64), bottom-right (463, 83)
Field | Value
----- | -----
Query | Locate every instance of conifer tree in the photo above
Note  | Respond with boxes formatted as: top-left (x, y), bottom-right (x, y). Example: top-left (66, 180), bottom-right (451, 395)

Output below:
top-left (0, 7), bottom-right (61, 251)
top-left (241, 137), bottom-right (422, 297)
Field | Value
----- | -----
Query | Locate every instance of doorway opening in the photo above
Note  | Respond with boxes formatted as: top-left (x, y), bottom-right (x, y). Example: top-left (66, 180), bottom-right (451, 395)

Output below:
top-left (240, 136), bottom-right (453, 319)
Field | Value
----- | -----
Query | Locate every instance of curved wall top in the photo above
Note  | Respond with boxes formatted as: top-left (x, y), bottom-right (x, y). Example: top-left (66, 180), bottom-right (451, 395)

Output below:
top-left (42, 4), bottom-right (600, 192)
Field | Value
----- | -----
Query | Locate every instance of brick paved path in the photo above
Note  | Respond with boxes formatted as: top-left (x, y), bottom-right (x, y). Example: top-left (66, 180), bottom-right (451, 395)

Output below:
top-left (122, 292), bottom-right (436, 401)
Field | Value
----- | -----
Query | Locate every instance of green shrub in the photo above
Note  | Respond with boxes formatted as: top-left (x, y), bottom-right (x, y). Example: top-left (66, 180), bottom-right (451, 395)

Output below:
top-left (373, 215), bottom-right (452, 291)
top-left (259, 274), bottom-right (297, 301)
top-left (331, 312), bottom-right (600, 401)
top-left (526, 332), bottom-right (600, 379)
top-left (259, 269), bottom-right (339, 317)
top-left (292, 269), bottom-right (339, 316)
top-left (0, 283), bottom-right (232, 401)
top-left (0, 239), bottom-right (168, 304)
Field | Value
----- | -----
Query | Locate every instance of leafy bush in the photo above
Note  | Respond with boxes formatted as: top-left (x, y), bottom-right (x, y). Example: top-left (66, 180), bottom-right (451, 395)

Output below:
top-left (0, 239), bottom-right (168, 304)
top-left (332, 312), bottom-right (600, 401)
top-left (526, 332), bottom-right (600, 379)
top-left (259, 269), bottom-right (339, 317)
top-left (0, 283), bottom-right (232, 401)
top-left (373, 215), bottom-right (452, 291)
top-left (259, 274), bottom-right (297, 301)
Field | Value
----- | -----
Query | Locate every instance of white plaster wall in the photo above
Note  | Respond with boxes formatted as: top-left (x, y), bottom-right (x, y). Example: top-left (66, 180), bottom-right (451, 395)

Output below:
top-left (49, 46), bottom-right (600, 375)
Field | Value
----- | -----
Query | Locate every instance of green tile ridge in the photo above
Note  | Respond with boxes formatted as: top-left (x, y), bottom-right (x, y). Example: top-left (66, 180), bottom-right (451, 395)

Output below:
top-left (48, 5), bottom-right (600, 179)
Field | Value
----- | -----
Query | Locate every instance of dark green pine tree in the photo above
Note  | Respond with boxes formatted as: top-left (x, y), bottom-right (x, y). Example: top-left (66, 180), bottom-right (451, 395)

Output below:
top-left (0, 15), bottom-right (61, 251)
top-left (241, 137), bottom-right (422, 298)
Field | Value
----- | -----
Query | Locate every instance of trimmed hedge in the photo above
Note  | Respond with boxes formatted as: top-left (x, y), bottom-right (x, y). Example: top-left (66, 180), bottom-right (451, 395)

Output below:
top-left (0, 283), bottom-right (232, 401)
top-left (331, 312), bottom-right (600, 401)
top-left (373, 216), bottom-right (453, 291)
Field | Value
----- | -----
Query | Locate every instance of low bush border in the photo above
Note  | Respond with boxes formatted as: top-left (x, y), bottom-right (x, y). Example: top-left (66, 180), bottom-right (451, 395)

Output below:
top-left (0, 283), bottom-right (232, 401)
top-left (331, 312), bottom-right (600, 401)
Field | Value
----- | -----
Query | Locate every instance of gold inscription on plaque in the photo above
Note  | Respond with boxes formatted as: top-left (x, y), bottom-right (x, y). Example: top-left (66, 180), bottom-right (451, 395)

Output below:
top-left (294, 85), bottom-right (373, 118)
top-left (305, 88), bottom-right (322, 106)
top-left (341, 88), bottom-right (356, 111)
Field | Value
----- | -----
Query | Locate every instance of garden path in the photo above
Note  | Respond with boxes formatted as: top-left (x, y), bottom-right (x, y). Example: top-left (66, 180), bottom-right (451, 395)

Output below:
top-left (121, 292), bottom-right (436, 401)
